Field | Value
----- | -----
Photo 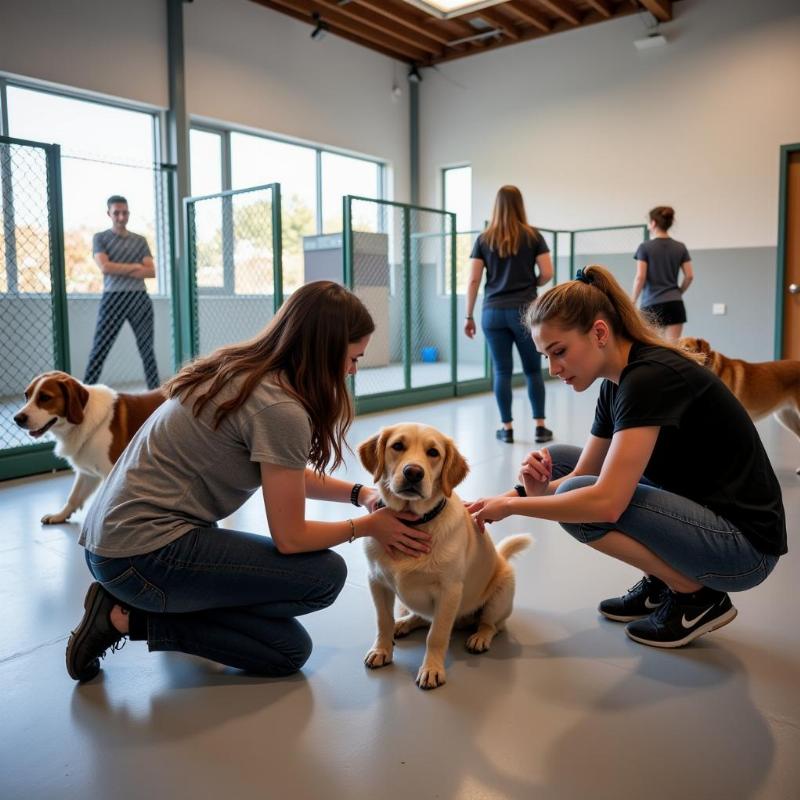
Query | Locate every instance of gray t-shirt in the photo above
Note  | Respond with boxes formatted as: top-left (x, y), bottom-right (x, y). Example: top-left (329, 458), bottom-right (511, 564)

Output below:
top-left (80, 376), bottom-right (312, 557)
top-left (634, 237), bottom-right (691, 307)
top-left (93, 229), bottom-right (152, 293)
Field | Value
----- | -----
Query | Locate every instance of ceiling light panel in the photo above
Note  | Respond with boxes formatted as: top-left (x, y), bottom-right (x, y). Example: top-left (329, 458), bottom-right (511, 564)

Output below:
top-left (400, 0), bottom-right (507, 19)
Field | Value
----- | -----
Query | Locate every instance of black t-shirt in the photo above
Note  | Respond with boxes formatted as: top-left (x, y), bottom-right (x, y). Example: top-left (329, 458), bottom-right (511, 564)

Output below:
top-left (470, 230), bottom-right (549, 309)
top-left (591, 342), bottom-right (786, 557)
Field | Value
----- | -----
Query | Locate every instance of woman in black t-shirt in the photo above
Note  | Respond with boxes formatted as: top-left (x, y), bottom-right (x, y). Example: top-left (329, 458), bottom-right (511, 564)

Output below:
top-left (465, 185), bottom-right (554, 445)
top-left (632, 205), bottom-right (694, 340)
top-left (470, 265), bottom-right (785, 649)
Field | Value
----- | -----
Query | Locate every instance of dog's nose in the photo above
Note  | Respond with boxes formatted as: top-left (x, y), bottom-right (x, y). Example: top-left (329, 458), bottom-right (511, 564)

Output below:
top-left (402, 464), bottom-right (424, 484)
top-left (13, 412), bottom-right (27, 427)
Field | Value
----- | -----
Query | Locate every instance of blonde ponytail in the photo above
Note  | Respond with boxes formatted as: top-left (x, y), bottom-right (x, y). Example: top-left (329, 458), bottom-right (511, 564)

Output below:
top-left (524, 265), bottom-right (704, 364)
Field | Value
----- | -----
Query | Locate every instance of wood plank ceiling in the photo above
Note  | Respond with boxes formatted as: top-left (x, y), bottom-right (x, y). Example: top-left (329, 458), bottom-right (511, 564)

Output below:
top-left (249, 0), bottom-right (679, 66)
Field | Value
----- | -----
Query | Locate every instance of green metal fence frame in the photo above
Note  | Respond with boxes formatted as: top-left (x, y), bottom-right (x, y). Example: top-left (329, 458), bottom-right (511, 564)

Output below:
top-left (0, 136), bottom-right (70, 479)
top-left (343, 195), bottom-right (458, 414)
top-left (569, 224), bottom-right (649, 279)
top-left (183, 182), bottom-right (283, 359)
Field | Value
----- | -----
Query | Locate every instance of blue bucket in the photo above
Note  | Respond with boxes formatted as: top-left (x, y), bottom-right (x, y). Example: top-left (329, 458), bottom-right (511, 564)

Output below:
top-left (421, 346), bottom-right (439, 363)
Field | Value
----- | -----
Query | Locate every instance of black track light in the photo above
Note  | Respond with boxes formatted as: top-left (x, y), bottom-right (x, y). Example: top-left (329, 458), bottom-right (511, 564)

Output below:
top-left (407, 64), bottom-right (422, 84)
top-left (310, 12), bottom-right (328, 41)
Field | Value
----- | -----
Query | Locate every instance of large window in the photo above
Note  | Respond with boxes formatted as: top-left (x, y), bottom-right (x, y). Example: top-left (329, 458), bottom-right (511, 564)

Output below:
top-left (4, 85), bottom-right (161, 295)
top-left (188, 126), bottom-right (385, 294)
top-left (442, 165), bottom-right (472, 293)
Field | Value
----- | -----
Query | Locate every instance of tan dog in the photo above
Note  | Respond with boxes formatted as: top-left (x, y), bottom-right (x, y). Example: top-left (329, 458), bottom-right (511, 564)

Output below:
top-left (680, 337), bottom-right (800, 473)
top-left (358, 423), bottom-right (531, 690)
top-left (14, 371), bottom-right (165, 523)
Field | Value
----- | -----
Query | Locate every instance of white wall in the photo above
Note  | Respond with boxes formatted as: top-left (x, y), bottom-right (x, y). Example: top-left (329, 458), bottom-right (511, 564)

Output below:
top-left (420, 0), bottom-right (800, 250)
top-left (0, 0), bottom-right (409, 198)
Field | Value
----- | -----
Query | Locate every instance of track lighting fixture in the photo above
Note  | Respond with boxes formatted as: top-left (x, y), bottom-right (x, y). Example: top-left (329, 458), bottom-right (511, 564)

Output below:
top-left (407, 64), bottom-right (422, 84)
top-left (310, 12), bottom-right (328, 41)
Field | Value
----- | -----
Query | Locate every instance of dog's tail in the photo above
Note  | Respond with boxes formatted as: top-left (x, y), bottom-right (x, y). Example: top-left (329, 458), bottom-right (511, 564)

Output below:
top-left (497, 534), bottom-right (533, 561)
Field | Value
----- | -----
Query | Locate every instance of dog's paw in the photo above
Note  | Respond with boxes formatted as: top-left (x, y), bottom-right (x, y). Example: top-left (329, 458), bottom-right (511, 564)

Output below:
top-left (41, 510), bottom-right (71, 524)
top-left (364, 648), bottom-right (393, 669)
top-left (416, 663), bottom-right (446, 690)
top-left (465, 632), bottom-right (492, 654)
top-left (394, 615), bottom-right (423, 638)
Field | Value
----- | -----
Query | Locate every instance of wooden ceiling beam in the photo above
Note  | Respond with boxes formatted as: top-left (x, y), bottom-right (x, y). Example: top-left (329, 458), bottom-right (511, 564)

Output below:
top-left (347, 0), bottom-right (451, 47)
top-left (504, 2), bottom-right (551, 34)
top-left (533, 0), bottom-right (582, 27)
top-left (312, 0), bottom-right (443, 56)
top-left (469, 8), bottom-right (520, 40)
top-left (253, 0), bottom-right (400, 60)
top-left (584, 0), bottom-right (613, 19)
top-left (637, 0), bottom-right (673, 22)
top-left (253, 0), bottom-right (435, 61)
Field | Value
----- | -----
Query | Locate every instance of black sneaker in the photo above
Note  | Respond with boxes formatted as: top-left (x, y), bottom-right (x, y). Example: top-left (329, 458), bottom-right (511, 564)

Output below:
top-left (535, 426), bottom-right (553, 443)
top-left (625, 587), bottom-right (737, 648)
top-left (496, 428), bottom-right (513, 444)
top-left (66, 582), bottom-right (127, 682)
top-left (598, 575), bottom-right (668, 622)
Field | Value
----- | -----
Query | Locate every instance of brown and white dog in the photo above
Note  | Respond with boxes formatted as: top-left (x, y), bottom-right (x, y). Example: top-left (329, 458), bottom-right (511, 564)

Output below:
top-left (13, 371), bottom-right (165, 523)
top-left (680, 337), bottom-right (800, 473)
top-left (358, 423), bottom-right (531, 690)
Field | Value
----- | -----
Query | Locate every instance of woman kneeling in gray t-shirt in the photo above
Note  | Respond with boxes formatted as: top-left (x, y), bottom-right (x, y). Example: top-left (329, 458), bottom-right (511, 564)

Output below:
top-left (67, 281), bottom-right (429, 682)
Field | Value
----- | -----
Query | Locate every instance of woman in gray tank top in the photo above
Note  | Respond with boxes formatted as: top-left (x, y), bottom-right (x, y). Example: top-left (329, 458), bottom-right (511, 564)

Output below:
top-left (67, 281), bottom-right (430, 682)
top-left (631, 206), bottom-right (694, 340)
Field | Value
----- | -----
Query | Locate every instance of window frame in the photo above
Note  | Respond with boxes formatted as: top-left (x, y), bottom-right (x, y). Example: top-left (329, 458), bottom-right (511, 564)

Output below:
top-left (440, 163), bottom-right (472, 295)
top-left (0, 73), bottom-right (166, 299)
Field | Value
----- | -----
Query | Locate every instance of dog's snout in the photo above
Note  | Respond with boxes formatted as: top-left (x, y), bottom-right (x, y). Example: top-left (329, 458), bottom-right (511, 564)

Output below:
top-left (13, 412), bottom-right (27, 427)
top-left (402, 464), bottom-right (425, 484)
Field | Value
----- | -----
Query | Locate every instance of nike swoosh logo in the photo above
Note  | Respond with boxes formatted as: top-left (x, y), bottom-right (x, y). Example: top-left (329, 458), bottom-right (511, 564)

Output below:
top-left (682, 605), bottom-right (715, 628)
top-left (644, 597), bottom-right (662, 609)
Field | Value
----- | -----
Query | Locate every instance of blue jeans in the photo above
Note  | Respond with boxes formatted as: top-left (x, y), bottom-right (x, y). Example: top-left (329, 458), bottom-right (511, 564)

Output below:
top-left (482, 305), bottom-right (545, 423)
top-left (85, 527), bottom-right (347, 675)
top-left (549, 445), bottom-right (779, 592)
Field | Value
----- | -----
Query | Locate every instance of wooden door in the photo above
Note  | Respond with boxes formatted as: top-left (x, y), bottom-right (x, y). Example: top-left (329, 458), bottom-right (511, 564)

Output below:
top-left (781, 148), bottom-right (800, 359)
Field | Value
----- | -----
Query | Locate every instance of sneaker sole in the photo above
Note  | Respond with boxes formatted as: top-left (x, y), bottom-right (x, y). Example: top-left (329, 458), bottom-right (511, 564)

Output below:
top-left (599, 609), bottom-right (653, 623)
top-left (65, 582), bottom-right (105, 681)
top-left (625, 606), bottom-right (738, 649)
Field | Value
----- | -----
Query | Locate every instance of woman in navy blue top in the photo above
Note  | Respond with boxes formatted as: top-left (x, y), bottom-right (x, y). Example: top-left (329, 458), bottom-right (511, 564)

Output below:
top-left (465, 185), bottom-right (554, 445)
top-left (632, 206), bottom-right (694, 340)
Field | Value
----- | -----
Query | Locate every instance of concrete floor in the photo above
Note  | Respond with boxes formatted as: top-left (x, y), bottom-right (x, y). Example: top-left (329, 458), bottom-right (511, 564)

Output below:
top-left (1, 381), bottom-right (798, 800)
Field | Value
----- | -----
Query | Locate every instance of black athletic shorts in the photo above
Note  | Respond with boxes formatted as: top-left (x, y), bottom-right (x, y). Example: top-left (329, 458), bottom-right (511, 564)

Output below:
top-left (642, 299), bottom-right (687, 326)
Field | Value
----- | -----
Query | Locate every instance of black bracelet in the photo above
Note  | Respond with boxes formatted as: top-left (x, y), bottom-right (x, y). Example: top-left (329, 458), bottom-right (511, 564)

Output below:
top-left (514, 484), bottom-right (527, 497)
top-left (350, 483), bottom-right (363, 507)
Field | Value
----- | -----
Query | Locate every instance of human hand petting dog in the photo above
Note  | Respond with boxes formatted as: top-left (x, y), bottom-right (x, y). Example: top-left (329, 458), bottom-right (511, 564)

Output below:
top-left (365, 505), bottom-right (431, 558)
top-left (469, 497), bottom-right (512, 532)
top-left (358, 486), bottom-right (383, 512)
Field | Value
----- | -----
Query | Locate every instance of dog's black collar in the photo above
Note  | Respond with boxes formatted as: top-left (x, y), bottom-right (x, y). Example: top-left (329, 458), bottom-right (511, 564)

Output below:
top-left (375, 497), bottom-right (448, 527)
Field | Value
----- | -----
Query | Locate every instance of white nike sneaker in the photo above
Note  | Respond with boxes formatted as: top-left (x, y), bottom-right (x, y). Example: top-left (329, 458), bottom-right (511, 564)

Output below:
top-left (625, 588), bottom-right (737, 648)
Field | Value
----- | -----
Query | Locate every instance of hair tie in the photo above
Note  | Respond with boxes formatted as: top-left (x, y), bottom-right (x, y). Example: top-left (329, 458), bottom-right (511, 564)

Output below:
top-left (575, 268), bottom-right (594, 285)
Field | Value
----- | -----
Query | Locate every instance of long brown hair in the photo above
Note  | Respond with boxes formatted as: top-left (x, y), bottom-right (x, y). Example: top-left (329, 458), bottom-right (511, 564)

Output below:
top-left (165, 280), bottom-right (375, 473)
top-left (482, 185), bottom-right (539, 258)
top-left (524, 265), bottom-right (704, 363)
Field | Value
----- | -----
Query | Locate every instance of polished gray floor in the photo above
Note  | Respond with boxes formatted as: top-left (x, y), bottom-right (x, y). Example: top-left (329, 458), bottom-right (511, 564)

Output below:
top-left (1, 382), bottom-right (798, 800)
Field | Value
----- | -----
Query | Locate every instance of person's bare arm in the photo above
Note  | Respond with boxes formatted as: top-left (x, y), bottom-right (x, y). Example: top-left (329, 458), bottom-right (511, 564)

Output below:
top-left (464, 259), bottom-right (485, 339)
top-left (260, 463), bottom-right (430, 556)
top-left (631, 260), bottom-right (648, 303)
top-left (472, 427), bottom-right (659, 528)
top-left (679, 261), bottom-right (694, 294)
top-left (535, 252), bottom-right (554, 286)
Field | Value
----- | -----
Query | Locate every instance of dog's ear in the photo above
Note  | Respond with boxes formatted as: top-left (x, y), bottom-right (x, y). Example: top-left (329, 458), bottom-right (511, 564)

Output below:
top-left (440, 436), bottom-right (469, 497)
top-left (58, 376), bottom-right (89, 425)
top-left (358, 430), bottom-right (388, 482)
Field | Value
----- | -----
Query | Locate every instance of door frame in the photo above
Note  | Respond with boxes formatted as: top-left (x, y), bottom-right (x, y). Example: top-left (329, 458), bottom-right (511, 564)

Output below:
top-left (775, 142), bottom-right (800, 358)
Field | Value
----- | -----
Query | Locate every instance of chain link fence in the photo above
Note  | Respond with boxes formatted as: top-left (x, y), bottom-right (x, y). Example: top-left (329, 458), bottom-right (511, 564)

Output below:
top-left (0, 136), bottom-right (69, 474)
top-left (344, 196), bottom-right (456, 404)
top-left (186, 183), bottom-right (282, 358)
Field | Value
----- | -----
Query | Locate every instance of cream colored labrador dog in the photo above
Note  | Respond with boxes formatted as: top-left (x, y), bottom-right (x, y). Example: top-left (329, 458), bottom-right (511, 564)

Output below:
top-left (358, 423), bottom-right (531, 690)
